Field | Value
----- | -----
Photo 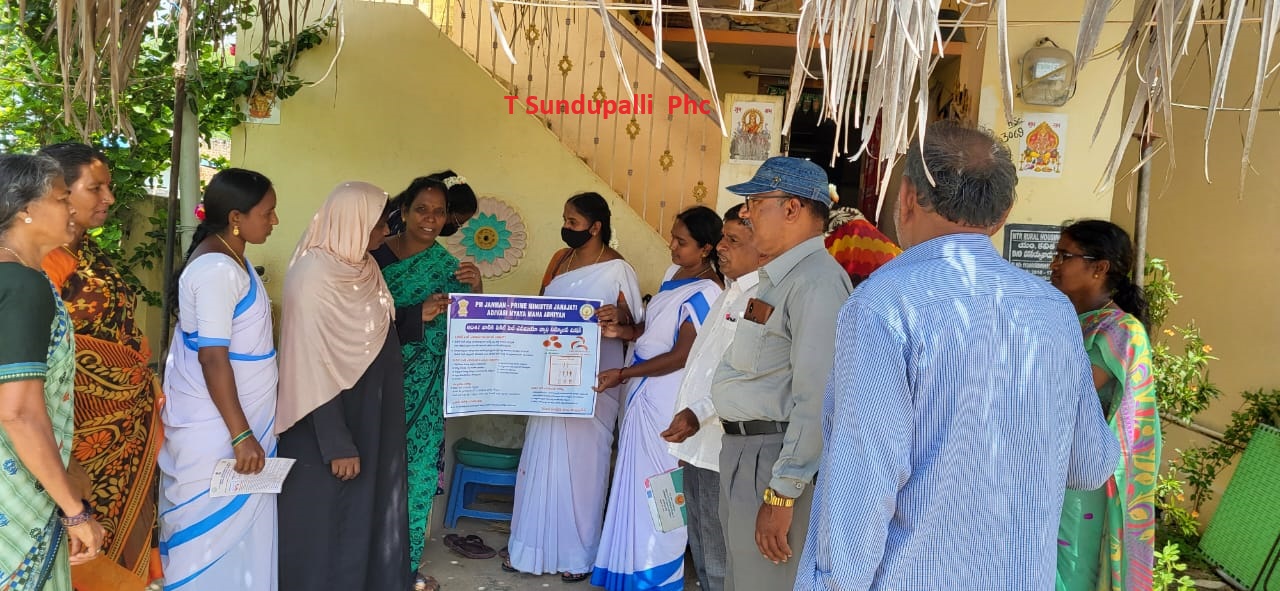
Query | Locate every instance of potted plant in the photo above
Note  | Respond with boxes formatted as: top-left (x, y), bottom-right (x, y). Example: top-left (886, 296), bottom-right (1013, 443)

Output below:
top-left (230, 17), bottom-right (335, 119)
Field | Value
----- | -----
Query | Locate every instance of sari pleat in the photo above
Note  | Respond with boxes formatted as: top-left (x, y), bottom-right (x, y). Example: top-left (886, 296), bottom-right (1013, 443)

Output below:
top-left (42, 243), bottom-right (162, 588)
top-left (1056, 309), bottom-right (1161, 591)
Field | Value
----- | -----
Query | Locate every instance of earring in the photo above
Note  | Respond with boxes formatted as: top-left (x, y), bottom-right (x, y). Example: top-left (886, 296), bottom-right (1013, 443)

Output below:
top-left (23, 217), bottom-right (32, 224)
top-left (233, 225), bottom-right (240, 237)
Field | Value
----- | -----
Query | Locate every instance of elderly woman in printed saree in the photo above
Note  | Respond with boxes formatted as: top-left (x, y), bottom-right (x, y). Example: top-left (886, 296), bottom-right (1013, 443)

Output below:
top-left (370, 175), bottom-right (481, 591)
top-left (158, 169), bottom-right (280, 591)
top-left (590, 206), bottom-right (724, 591)
top-left (38, 143), bottom-right (163, 591)
top-left (0, 153), bottom-right (106, 591)
top-left (1050, 219), bottom-right (1161, 591)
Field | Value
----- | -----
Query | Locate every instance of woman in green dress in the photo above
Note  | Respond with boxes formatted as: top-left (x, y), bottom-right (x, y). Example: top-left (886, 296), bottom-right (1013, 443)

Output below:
top-left (370, 174), bottom-right (481, 591)
top-left (0, 153), bottom-right (105, 590)
top-left (1050, 219), bottom-right (1161, 591)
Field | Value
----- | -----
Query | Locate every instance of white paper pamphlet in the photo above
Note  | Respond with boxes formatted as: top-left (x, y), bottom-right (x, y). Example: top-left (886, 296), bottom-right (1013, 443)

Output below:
top-left (210, 458), bottom-right (296, 498)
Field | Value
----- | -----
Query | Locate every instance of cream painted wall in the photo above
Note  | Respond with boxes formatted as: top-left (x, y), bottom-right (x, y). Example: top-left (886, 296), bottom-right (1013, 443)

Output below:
top-left (1110, 15), bottom-right (1280, 512)
top-left (232, 2), bottom-right (672, 303)
top-left (976, 0), bottom-right (1135, 245)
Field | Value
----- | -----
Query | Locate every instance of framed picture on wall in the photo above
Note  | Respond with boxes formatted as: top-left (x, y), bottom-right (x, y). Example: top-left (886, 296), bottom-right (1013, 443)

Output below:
top-left (728, 101), bottom-right (775, 164)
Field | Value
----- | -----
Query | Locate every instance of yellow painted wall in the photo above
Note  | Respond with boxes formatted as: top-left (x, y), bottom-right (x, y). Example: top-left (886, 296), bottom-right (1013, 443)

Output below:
top-left (976, 0), bottom-right (1134, 243)
top-left (1110, 13), bottom-right (1280, 514)
top-left (231, 1), bottom-right (672, 305)
top-left (232, 0), bottom-right (678, 536)
top-left (702, 62), bottom-right (764, 106)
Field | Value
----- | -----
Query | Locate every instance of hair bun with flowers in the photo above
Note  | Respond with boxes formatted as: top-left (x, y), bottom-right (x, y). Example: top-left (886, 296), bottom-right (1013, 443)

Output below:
top-left (194, 202), bottom-right (206, 222)
top-left (443, 175), bottom-right (468, 189)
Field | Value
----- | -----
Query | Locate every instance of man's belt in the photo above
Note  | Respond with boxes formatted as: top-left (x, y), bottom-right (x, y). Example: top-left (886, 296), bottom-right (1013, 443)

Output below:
top-left (721, 420), bottom-right (789, 436)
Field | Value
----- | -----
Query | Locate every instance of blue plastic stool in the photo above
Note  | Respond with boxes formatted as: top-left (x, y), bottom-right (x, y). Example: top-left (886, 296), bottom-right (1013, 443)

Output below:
top-left (443, 439), bottom-right (521, 528)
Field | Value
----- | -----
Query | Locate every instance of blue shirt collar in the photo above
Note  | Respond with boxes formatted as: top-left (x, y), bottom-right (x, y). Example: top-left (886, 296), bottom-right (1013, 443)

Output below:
top-left (882, 232), bottom-right (998, 270)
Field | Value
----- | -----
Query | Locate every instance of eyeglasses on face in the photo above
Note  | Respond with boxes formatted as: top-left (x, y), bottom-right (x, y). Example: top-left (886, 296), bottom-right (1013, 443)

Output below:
top-left (743, 195), bottom-right (793, 210)
top-left (1052, 250), bottom-right (1098, 263)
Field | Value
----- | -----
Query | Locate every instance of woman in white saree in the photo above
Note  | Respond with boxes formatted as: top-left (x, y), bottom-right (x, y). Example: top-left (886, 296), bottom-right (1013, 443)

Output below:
top-left (505, 192), bottom-right (642, 582)
top-left (591, 206), bottom-right (723, 591)
top-left (158, 169), bottom-right (280, 591)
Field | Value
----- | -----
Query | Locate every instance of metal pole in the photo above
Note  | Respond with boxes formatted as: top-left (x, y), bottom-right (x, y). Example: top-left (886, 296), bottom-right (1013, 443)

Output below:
top-left (1133, 103), bottom-right (1154, 288)
top-left (160, 0), bottom-right (192, 370)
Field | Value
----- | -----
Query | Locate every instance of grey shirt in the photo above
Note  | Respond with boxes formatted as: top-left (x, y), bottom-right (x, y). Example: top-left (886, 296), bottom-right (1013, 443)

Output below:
top-left (711, 235), bottom-right (852, 496)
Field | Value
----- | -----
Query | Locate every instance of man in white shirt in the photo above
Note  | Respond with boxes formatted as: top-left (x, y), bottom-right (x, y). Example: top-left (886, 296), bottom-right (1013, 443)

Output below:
top-left (661, 204), bottom-right (764, 591)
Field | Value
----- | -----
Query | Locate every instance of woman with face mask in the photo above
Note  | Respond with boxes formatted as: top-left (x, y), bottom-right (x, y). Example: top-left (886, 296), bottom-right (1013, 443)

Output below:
top-left (370, 176), bottom-right (481, 591)
top-left (504, 192), bottom-right (643, 583)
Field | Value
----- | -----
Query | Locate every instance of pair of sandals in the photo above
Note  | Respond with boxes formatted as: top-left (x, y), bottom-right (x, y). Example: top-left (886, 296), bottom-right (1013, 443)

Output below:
top-left (499, 548), bottom-right (590, 583)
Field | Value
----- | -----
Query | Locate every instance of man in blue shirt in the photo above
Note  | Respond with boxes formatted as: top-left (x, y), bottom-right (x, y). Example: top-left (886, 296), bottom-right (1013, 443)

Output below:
top-left (794, 122), bottom-right (1121, 591)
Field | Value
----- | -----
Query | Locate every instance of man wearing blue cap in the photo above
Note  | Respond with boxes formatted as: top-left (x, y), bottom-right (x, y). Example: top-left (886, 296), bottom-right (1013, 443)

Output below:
top-left (710, 156), bottom-right (852, 591)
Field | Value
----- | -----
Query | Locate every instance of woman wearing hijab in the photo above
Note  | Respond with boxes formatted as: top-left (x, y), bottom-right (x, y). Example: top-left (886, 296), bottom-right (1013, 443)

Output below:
top-left (276, 182), bottom-right (411, 591)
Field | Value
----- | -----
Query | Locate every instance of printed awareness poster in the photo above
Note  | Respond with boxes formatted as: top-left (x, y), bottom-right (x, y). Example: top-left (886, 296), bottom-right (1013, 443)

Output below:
top-left (1018, 113), bottom-right (1067, 178)
top-left (443, 294), bottom-right (602, 418)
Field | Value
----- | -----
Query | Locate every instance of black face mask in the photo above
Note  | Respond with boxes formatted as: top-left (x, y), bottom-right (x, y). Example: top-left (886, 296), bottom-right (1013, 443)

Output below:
top-left (561, 227), bottom-right (593, 249)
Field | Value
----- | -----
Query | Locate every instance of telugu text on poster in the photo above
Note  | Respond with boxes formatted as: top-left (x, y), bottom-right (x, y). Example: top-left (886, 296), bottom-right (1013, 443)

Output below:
top-left (443, 294), bottom-right (603, 418)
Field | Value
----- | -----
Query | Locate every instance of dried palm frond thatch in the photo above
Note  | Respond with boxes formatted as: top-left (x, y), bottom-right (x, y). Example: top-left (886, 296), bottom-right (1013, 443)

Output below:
top-left (780, 0), bottom-right (987, 218)
top-left (34, 0), bottom-right (1279, 196)
top-left (1074, 0), bottom-right (1279, 192)
top-left (21, 0), bottom-right (313, 140)
top-left (12, 0), bottom-right (163, 138)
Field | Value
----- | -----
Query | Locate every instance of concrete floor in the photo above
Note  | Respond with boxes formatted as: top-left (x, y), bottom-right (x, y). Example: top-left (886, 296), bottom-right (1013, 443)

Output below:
top-left (423, 516), bottom-right (700, 591)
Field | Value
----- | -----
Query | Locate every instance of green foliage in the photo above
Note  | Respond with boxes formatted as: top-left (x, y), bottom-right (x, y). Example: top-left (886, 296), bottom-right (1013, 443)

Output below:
top-left (1170, 388), bottom-right (1280, 510)
top-left (1143, 256), bottom-right (1280, 591)
top-left (1152, 543), bottom-right (1197, 591)
top-left (1145, 258), bottom-right (1222, 424)
top-left (226, 17), bottom-right (335, 101)
top-left (1144, 257), bottom-right (1179, 330)
top-left (1155, 473), bottom-right (1202, 554)
top-left (0, 3), bottom-right (329, 306)
top-left (1152, 323), bottom-right (1223, 423)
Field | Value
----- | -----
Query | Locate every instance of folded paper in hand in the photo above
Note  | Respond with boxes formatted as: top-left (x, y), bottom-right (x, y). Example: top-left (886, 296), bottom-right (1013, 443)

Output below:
top-left (645, 467), bottom-right (687, 533)
top-left (210, 458), bottom-right (296, 497)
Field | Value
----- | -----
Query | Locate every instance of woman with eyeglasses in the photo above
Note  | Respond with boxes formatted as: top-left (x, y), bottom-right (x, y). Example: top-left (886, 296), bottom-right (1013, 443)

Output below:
top-left (1049, 219), bottom-right (1161, 591)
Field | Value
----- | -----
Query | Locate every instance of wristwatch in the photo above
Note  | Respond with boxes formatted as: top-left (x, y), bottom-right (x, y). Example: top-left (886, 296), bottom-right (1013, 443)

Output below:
top-left (762, 487), bottom-right (795, 508)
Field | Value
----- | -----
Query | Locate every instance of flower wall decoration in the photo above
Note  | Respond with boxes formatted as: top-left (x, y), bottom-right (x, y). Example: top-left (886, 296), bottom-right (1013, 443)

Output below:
top-left (446, 196), bottom-right (527, 279)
